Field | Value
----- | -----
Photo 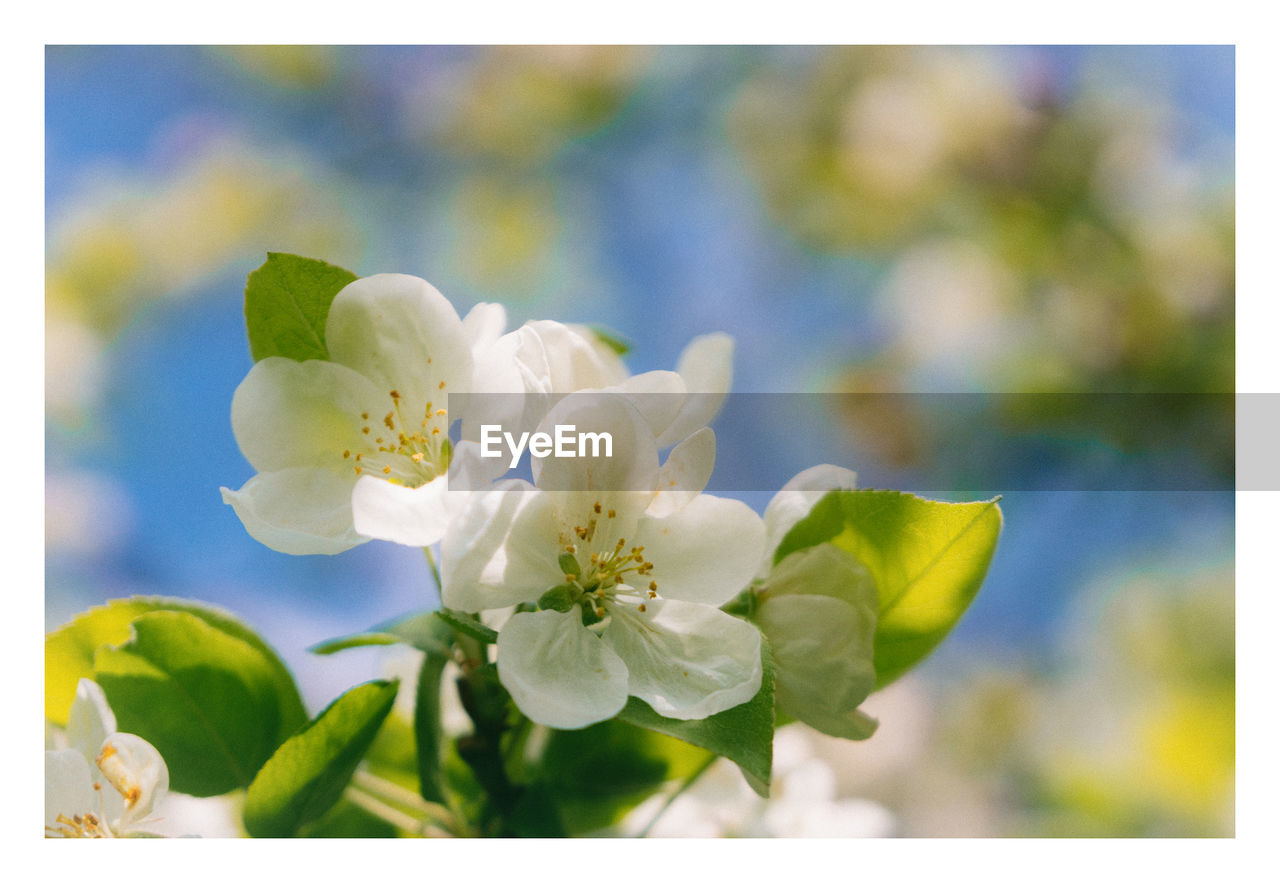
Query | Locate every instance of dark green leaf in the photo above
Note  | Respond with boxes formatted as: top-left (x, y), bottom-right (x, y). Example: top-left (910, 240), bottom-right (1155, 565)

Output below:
top-left (435, 608), bottom-right (498, 644)
top-left (775, 489), bottom-right (1003, 687)
top-left (506, 783), bottom-right (566, 837)
top-left (93, 611), bottom-right (291, 796)
top-left (538, 717), bottom-right (711, 834)
top-left (244, 252), bottom-right (357, 363)
top-left (414, 651), bottom-right (450, 805)
top-left (617, 643), bottom-right (775, 797)
top-left (244, 680), bottom-right (399, 837)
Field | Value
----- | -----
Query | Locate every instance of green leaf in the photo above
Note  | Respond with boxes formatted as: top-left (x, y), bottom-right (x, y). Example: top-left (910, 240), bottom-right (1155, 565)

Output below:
top-left (775, 489), bottom-right (1003, 687)
top-left (244, 680), bottom-right (399, 837)
top-left (414, 650), bottom-right (450, 805)
top-left (305, 611), bottom-right (457, 806)
top-left (93, 611), bottom-right (293, 796)
top-left (538, 717), bottom-right (711, 834)
top-left (309, 610), bottom-right (453, 658)
top-left (244, 252), bottom-right (357, 363)
top-left (586, 324), bottom-right (630, 357)
top-left (45, 596), bottom-right (305, 734)
top-left (307, 632), bottom-right (405, 654)
top-left (506, 783), bottom-right (566, 837)
top-left (617, 643), bottom-right (776, 797)
top-left (435, 608), bottom-right (499, 644)
top-left (298, 798), bottom-right (397, 838)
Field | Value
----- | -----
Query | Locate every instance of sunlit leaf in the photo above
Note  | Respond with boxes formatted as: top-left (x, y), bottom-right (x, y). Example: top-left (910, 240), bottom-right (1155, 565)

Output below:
top-left (244, 680), bottom-right (399, 837)
top-left (776, 490), bottom-right (1003, 686)
top-left (93, 611), bottom-right (294, 796)
top-left (45, 596), bottom-right (305, 738)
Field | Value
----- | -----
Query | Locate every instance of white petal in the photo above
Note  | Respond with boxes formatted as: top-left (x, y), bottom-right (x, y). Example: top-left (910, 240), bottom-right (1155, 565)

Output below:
top-left (221, 468), bottom-right (367, 555)
top-left (632, 494), bottom-right (765, 606)
top-left (326, 274), bottom-right (474, 410)
top-left (677, 332), bottom-right (734, 394)
top-left (461, 301), bottom-right (507, 353)
top-left (605, 600), bottom-right (762, 720)
top-left (518, 320), bottom-right (629, 392)
top-left (509, 323), bottom-right (554, 396)
top-left (617, 369), bottom-right (687, 440)
top-left (230, 357), bottom-right (381, 473)
top-left (45, 749), bottom-right (97, 831)
top-left (531, 392), bottom-right (659, 495)
top-left (464, 303), bottom-right (540, 422)
top-left (66, 678), bottom-right (116, 762)
top-left (647, 427), bottom-right (716, 518)
top-left (655, 333), bottom-right (734, 447)
top-left (763, 542), bottom-right (877, 606)
top-left (351, 474), bottom-right (450, 547)
top-left (497, 609), bottom-right (629, 729)
top-left (447, 438), bottom-right (511, 492)
top-left (755, 594), bottom-right (877, 740)
top-left (440, 483), bottom-right (564, 612)
top-left (760, 464), bottom-right (858, 575)
top-left (97, 732), bottom-right (169, 830)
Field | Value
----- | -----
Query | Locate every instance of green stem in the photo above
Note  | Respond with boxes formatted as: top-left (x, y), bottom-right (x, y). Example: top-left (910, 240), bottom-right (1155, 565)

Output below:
top-left (342, 785), bottom-right (429, 836)
top-left (639, 753), bottom-right (718, 837)
top-left (423, 545), bottom-right (443, 593)
top-left (351, 770), bottom-right (458, 831)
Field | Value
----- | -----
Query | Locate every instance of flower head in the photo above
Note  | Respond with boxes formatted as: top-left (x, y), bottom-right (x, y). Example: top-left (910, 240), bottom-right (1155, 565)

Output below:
top-left (45, 680), bottom-right (170, 838)
top-left (509, 321), bottom-right (734, 448)
top-left (442, 395), bottom-right (765, 728)
top-left (222, 274), bottom-right (494, 553)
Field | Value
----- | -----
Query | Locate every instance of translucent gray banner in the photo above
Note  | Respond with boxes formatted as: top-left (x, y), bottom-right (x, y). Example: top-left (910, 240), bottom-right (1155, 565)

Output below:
top-left (446, 392), bottom-right (1253, 493)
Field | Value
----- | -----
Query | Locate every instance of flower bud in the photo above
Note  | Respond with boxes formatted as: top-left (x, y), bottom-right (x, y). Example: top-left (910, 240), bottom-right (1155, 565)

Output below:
top-left (753, 543), bottom-right (879, 740)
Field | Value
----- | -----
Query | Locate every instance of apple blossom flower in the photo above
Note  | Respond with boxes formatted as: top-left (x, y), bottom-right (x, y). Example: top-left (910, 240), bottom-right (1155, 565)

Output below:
top-left (441, 394), bottom-right (765, 729)
top-left (222, 273), bottom-right (490, 554)
top-left (509, 321), bottom-right (735, 448)
top-left (45, 679), bottom-right (170, 838)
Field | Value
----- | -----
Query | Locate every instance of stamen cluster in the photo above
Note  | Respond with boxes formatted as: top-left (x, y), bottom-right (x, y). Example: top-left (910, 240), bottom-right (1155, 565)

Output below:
top-left (540, 500), bottom-right (660, 620)
top-left (343, 385), bottom-right (451, 485)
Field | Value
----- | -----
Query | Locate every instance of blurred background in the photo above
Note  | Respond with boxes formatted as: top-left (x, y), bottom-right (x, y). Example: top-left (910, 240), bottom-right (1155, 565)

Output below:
top-left (45, 45), bottom-right (1234, 836)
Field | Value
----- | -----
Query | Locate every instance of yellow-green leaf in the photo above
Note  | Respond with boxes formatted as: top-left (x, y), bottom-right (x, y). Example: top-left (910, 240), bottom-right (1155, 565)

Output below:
top-left (45, 595), bottom-right (305, 735)
top-left (775, 490), bottom-right (1003, 687)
